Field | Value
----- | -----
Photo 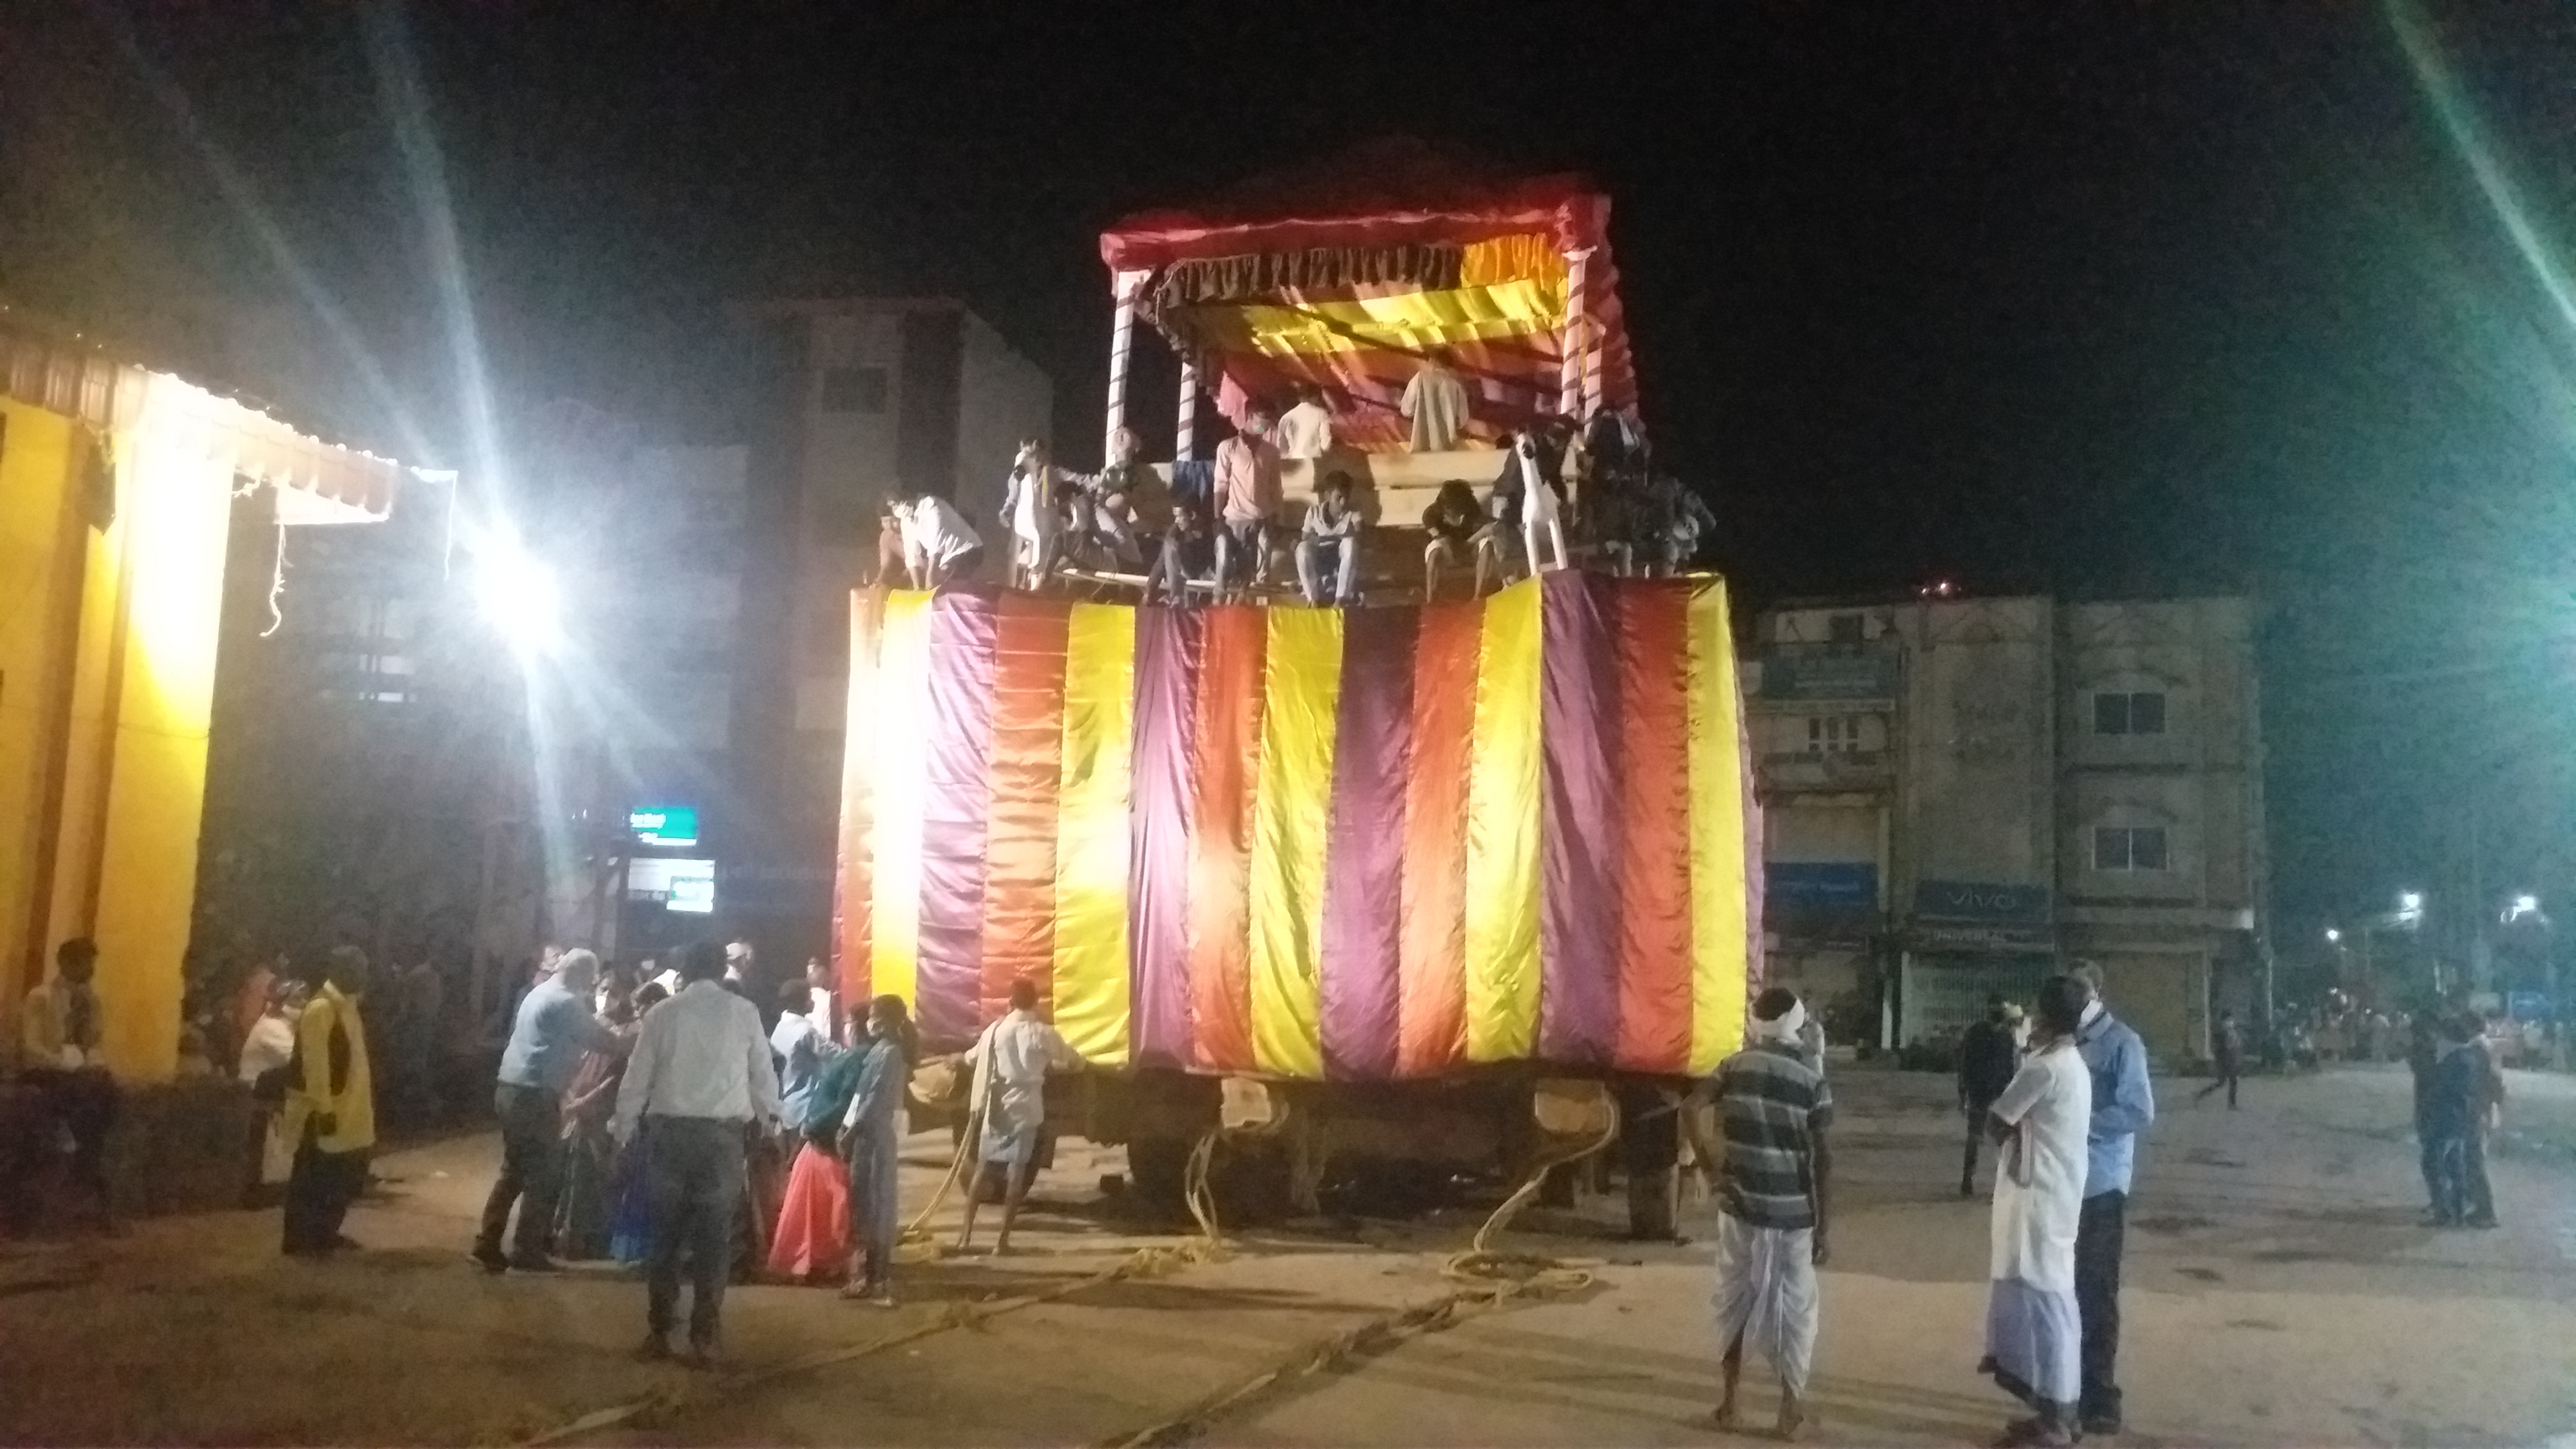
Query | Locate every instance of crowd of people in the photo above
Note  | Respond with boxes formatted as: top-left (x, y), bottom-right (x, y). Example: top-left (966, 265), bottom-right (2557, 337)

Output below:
top-left (1705, 972), bottom-right (2542, 1444)
top-left (10, 926), bottom-right (1086, 1332)
top-left (872, 359), bottom-right (1712, 607)
top-left (1694, 969), bottom-right (2154, 1447)
top-left (453, 939), bottom-right (1083, 1367)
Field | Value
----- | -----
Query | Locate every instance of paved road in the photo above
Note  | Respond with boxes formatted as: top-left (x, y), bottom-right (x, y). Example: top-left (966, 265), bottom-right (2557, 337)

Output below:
top-left (1, 1064), bottom-right (2569, 1447)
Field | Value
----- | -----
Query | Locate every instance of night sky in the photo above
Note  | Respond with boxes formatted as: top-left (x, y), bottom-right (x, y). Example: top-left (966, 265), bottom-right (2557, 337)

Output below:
top-left (7, 2), bottom-right (2575, 950)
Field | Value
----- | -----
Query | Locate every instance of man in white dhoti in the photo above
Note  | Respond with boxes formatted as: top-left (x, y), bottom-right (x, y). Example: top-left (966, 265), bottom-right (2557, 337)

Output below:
top-left (1686, 986), bottom-right (1834, 1441)
top-left (954, 978), bottom-right (1082, 1256)
top-left (1980, 975), bottom-right (2095, 1447)
top-left (1001, 439), bottom-right (1062, 590)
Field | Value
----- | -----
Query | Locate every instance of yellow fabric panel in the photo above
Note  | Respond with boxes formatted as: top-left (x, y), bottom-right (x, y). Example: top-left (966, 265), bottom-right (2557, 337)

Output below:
top-left (0, 401), bottom-right (79, 1020)
top-left (1459, 234), bottom-right (1567, 290)
top-left (1246, 607), bottom-right (1341, 1079)
top-left (1462, 580), bottom-right (1543, 1062)
top-left (1686, 581), bottom-right (1751, 1074)
top-left (41, 462), bottom-right (124, 1026)
top-left (1050, 602), bottom-right (1136, 1065)
top-left (868, 590), bottom-right (935, 1011)
top-left (1175, 276), bottom-right (1569, 358)
top-left (88, 418), bottom-right (234, 1082)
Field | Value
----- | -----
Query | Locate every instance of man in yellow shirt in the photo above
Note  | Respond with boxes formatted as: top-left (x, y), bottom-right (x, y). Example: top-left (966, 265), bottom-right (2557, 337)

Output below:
top-left (282, 946), bottom-right (377, 1258)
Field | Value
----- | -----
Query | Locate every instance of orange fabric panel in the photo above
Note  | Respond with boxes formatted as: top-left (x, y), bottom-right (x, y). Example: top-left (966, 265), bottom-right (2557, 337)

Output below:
top-left (978, 594), bottom-right (1071, 1023)
top-left (1459, 233), bottom-right (1566, 290)
top-left (1185, 606), bottom-right (1267, 1074)
top-left (1396, 601), bottom-right (1480, 1076)
top-left (1613, 584), bottom-right (1696, 1073)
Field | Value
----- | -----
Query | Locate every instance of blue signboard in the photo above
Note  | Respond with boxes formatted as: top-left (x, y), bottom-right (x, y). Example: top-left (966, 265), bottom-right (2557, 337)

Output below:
top-left (629, 805), bottom-right (700, 848)
top-left (1914, 879), bottom-right (2052, 924)
top-left (1767, 862), bottom-right (1879, 911)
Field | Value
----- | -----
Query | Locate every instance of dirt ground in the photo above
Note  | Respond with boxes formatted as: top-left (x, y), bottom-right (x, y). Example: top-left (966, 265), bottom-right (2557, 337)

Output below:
top-left (1, 1063), bottom-right (2569, 1448)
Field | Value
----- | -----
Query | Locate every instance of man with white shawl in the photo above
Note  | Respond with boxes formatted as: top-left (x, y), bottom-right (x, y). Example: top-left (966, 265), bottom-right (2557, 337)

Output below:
top-left (954, 978), bottom-right (1082, 1255)
top-left (1686, 986), bottom-right (1835, 1440)
top-left (1001, 439), bottom-right (1063, 589)
top-left (1979, 974), bottom-right (2095, 1447)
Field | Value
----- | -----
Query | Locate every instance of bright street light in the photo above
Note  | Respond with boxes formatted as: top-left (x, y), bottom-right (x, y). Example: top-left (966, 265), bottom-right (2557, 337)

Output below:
top-left (472, 547), bottom-right (561, 657)
top-left (2511, 893), bottom-right (2540, 916)
top-left (2398, 891), bottom-right (2424, 914)
top-left (2324, 927), bottom-right (2342, 944)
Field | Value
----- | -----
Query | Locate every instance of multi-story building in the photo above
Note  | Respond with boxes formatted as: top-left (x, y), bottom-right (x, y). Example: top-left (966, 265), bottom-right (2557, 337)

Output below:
top-left (724, 299), bottom-right (1054, 962)
top-left (1751, 593), bottom-right (2266, 1063)
top-left (199, 407), bottom-right (750, 1018)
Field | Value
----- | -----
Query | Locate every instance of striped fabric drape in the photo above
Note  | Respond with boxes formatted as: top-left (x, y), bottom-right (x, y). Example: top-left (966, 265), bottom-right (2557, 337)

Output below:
top-left (836, 575), bottom-right (1757, 1080)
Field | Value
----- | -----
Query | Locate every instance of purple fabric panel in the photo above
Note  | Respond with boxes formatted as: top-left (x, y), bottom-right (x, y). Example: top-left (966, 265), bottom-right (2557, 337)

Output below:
top-left (1126, 607), bottom-right (1201, 1070)
top-left (915, 590), bottom-right (999, 1047)
top-left (1537, 571), bottom-right (1622, 1066)
top-left (1318, 605), bottom-right (1415, 1080)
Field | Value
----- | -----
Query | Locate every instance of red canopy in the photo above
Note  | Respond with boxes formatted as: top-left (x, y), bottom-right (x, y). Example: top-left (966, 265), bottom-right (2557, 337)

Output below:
top-left (1100, 140), bottom-right (1637, 451)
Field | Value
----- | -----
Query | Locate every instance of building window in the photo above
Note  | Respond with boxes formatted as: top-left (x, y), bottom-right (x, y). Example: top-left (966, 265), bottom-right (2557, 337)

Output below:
top-left (2093, 825), bottom-right (2170, 872)
top-left (2093, 689), bottom-right (2167, 736)
top-left (1805, 715), bottom-right (1859, 755)
top-left (820, 366), bottom-right (889, 414)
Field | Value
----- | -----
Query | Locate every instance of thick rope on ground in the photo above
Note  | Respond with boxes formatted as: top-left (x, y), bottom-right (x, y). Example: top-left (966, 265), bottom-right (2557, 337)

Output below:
top-left (1093, 1269), bottom-right (1573, 1449)
top-left (1440, 1098), bottom-right (1622, 1294)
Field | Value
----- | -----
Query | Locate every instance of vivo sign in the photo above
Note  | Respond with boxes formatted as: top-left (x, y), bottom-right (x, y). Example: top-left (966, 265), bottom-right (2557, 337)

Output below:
top-left (1914, 880), bottom-right (2051, 924)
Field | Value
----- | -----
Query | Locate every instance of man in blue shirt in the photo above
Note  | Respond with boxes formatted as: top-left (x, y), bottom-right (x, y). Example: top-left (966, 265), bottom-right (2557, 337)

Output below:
top-left (2070, 967), bottom-right (2156, 1437)
top-left (475, 949), bottom-right (624, 1273)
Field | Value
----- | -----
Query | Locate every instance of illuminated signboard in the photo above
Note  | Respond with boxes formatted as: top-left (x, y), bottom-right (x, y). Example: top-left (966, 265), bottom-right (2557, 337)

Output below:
top-left (629, 805), bottom-right (699, 847)
top-left (667, 872), bottom-right (716, 915)
top-left (627, 856), bottom-right (716, 915)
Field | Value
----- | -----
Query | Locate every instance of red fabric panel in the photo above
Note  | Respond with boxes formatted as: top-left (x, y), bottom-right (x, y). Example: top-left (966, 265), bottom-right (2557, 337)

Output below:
top-left (1396, 600), bottom-right (1480, 1077)
top-left (1102, 176), bottom-right (1609, 272)
top-left (1614, 583), bottom-right (1696, 1074)
top-left (1185, 605), bottom-right (1267, 1074)
top-left (978, 594), bottom-right (1072, 1025)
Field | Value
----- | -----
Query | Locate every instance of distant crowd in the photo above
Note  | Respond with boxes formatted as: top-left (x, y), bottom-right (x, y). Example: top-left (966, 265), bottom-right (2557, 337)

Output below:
top-left (877, 359), bottom-right (1712, 607)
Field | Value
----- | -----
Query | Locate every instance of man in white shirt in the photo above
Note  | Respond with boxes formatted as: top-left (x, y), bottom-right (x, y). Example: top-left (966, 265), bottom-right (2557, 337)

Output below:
top-left (1295, 472), bottom-right (1363, 607)
top-left (613, 940), bottom-right (783, 1367)
top-left (954, 978), bottom-right (1082, 1256)
top-left (1212, 405), bottom-right (1284, 600)
top-left (18, 937), bottom-right (118, 1228)
top-left (1400, 351), bottom-right (1471, 453)
top-left (1275, 383), bottom-right (1336, 460)
top-left (900, 493), bottom-right (986, 588)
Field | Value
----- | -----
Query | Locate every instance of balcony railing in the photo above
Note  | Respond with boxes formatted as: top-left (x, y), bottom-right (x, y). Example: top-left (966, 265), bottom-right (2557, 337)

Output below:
top-left (1759, 748), bottom-right (1893, 788)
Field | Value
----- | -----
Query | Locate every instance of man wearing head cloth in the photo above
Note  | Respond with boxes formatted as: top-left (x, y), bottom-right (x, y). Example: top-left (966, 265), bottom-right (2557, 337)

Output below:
top-left (1684, 987), bottom-right (1836, 1441)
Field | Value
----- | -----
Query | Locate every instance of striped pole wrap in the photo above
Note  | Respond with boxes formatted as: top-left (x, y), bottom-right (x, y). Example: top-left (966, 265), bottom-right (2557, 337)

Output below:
top-left (1105, 269), bottom-right (1145, 461)
top-left (1559, 247), bottom-right (1593, 420)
